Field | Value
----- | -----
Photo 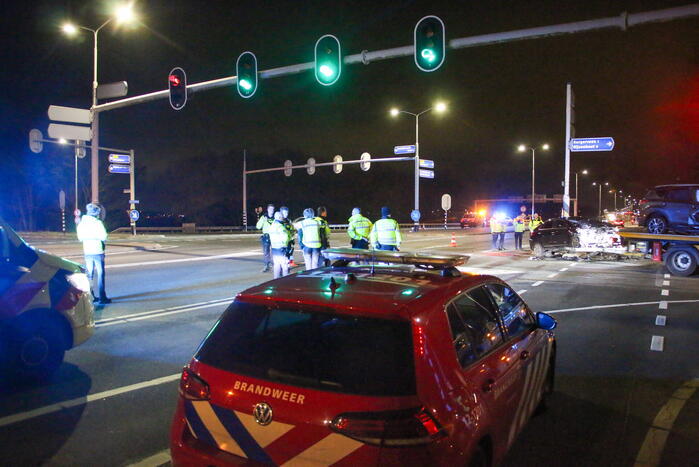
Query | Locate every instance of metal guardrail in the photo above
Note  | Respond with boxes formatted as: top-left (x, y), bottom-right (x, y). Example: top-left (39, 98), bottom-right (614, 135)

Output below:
top-left (111, 222), bottom-right (471, 234)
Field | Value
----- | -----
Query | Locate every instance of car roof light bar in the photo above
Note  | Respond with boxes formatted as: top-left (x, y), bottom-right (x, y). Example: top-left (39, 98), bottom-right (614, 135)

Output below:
top-left (321, 248), bottom-right (469, 270)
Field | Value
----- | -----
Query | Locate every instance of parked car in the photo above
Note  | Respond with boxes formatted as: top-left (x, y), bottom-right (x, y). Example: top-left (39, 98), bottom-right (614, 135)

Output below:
top-left (529, 218), bottom-right (621, 257)
top-left (0, 218), bottom-right (94, 381)
top-left (171, 248), bottom-right (557, 467)
top-left (460, 212), bottom-right (479, 228)
top-left (638, 184), bottom-right (699, 234)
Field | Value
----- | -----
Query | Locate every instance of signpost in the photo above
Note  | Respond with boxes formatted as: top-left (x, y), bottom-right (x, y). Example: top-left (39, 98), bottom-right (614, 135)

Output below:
top-left (569, 137), bottom-right (615, 152)
top-left (108, 153), bottom-right (131, 164)
top-left (47, 105), bottom-right (92, 124)
top-left (441, 194), bottom-right (452, 230)
top-left (419, 169), bottom-right (434, 179)
top-left (48, 123), bottom-right (92, 141)
top-left (129, 210), bottom-right (140, 222)
top-left (59, 190), bottom-right (66, 234)
top-left (108, 164), bottom-right (130, 174)
top-left (411, 209), bottom-right (421, 222)
top-left (97, 81), bottom-right (128, 100)
top-left (419, 159), bottom-right (434, 169)
top-left (394, 145), bottom-right (416, 155)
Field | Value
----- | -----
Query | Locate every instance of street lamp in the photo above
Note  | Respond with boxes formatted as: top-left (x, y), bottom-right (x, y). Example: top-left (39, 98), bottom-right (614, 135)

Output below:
top-left (390, 102), bottom-right (447, 231)
top-left (517, 143), bottom-right (549, 216)
top-left (592, 182), bottom-right (609, 217)
top-left (62, 3), bottom-right (137, 204)
top-left (575, 169), bottom-right (588, 216)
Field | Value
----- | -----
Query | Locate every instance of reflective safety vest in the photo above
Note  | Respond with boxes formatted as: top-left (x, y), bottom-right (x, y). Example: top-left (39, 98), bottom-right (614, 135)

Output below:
top-left (315, 217), bottom-right (331, 248)
top-left (256, 215), bottom-right (274, 234)
top-left (370, 218), bottom-right (401, 246)
top-left (269, 221), bottom-right (291, 249)
top-left (347, 214), bottom-right (372, 241)
top-left (514, 217), bottom-right (526, 233)
top-left (299, 218), bottom-right (322, 248)
top-left (76, 215), bottom-right (108, 255)
top-left (529, 219), bottom-right (543, 231)
top-left (490, 219), bottom-right (504, 233)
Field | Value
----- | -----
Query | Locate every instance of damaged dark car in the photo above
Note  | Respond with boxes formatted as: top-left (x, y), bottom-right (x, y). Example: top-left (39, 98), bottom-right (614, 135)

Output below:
top-left (529, 217), bottom-right (621, 257)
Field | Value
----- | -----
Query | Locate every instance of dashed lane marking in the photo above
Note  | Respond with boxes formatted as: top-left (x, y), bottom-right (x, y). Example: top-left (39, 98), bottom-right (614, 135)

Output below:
top-left (662, 280), bottom-right (670, 286)
top-left (661, 289), bottom-right (669, 296)
top-left (95, 297), bottom-right (234, 327)
top-left (106, 250), bottom-right (259, 269)
top-left (655, 315), bottom-right (667, 326)
top-left (543, 299), bottom-right (699, 314)
top-left (517, 290), bottom-right (528, 295)
top-left (0, 373), bottom-right (181, 428)
top-left (532, 281), bottom-right (544, 287)
top-left (650, 335), bottom-right (664, 351)
top-left (127, 449), bottom-right (170, 467)
top-left (546, 273), bottom-right (558, 278)
top-left (664, 273), bottom-right (671, 279)
top-left (659, 301), bottom-right (668, 309)
top-left (559, 268), bottom-right (569, 272)
top-left (634, 379), bottom-right (699, 467)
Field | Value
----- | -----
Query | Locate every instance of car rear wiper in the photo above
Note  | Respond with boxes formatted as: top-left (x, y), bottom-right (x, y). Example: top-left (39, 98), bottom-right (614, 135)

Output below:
top-left (267, 368), bottom-right (343, 389)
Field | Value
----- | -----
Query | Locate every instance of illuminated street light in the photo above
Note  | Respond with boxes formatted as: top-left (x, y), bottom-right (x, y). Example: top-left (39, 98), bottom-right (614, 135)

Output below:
top-left (389, 103), bottom-right (449, 230)
top-left (58, 138), bottom-right (68, 145)
top-left (592, 182), bottom-right (609, 216)
top-left (62, 23), bottom-right (78, 35)
top-left (115, 4), bottom-right (135, 23)
top-left (517, 143), bottom-right (550, 216)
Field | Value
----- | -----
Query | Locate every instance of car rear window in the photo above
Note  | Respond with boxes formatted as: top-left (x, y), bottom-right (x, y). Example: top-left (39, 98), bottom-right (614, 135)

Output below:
top-left (195, 301), bottom-right (416, 396)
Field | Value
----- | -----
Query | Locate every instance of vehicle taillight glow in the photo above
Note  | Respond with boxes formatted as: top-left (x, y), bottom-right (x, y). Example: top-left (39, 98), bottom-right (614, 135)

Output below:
top-left (330, 407), bottom-right (445, 446)
top-left (639, 199), bottom-right (648, 205)
top-left (179, 367), bottom-right (210, 400)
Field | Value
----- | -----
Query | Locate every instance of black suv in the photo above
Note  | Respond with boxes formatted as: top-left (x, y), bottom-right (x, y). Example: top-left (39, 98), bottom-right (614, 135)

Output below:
top-left (638, 184), bottom-right (699, 234)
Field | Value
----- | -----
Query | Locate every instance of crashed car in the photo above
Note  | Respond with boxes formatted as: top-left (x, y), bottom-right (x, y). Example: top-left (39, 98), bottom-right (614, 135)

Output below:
top-left (529, 218), bottom-right (621, 257)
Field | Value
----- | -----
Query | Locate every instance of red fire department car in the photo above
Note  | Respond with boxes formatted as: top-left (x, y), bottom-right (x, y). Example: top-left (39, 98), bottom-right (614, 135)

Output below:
top-left (171, 248), bottom-right (557, 467)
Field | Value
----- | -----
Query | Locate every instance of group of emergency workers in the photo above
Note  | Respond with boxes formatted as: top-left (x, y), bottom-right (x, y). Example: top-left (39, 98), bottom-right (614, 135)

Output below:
top-left (257, 205), bottom-right (402, 278)
top-left (489, 213), bottom-right (542, 250)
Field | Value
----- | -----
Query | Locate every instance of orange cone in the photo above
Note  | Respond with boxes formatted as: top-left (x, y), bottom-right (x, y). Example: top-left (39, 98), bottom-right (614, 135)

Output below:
top-left (450, 233), bottom-right (457, 247)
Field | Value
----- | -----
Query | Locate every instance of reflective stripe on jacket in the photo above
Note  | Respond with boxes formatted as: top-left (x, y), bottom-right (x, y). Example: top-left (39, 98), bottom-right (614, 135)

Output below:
top-left (490, 219), bottom-right (504, 233)
top-left (269, 222), bottom-right (291, 249)
top-left (77, 215), bottom-right (107, 255)
top-left (299, 218), bottom-right (322, 248)
top-left (315, 217), bottom-right (331, 248)
top-left (514, 218), bottom-right (526, 233)
top-left (370, 218), bottom-right (401, 246)
top-left (347, 214), bottom-right (372, 240)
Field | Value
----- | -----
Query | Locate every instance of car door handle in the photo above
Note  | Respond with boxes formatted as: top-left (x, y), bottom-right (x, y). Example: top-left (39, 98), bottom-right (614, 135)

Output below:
top-left (520, 351), bottom-right (530, 360)
top-left (482, 379), bottom-right (495, 392)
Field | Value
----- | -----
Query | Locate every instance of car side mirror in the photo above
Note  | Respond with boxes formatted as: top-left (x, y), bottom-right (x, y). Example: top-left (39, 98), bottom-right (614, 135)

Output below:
top-left (536, 312), bottom-right (557, 330)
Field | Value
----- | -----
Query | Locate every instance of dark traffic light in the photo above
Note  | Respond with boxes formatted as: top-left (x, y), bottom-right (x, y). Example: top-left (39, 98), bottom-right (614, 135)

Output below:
top-left (414, 16), bottom-right (445, 72)
top-left (236, 51), bottom-right (258, 98)
top-left (168, 67), bottom-right (187, 110)
top-left (314, 34), bottom-right (341, 86)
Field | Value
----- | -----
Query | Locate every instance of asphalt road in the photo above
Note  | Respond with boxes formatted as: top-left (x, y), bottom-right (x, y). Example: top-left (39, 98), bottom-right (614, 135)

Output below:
top-left (1, 230), bottom-right (697, 466)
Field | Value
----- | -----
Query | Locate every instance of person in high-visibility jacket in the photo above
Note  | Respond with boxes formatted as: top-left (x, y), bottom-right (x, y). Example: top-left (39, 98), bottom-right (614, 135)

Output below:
top-left (513, 215), bottom-right (526, 250)
top-left (296, 208), bottom-right (322, 270)
top-left (269, 211), bottom-right (293, 278)
top-left (347, 207), bottom-right (372, 249)
top-left (490, 216), bottom-right (505, 250)
top-left (280, 206), bottom-right (296, 266)
top-left (529, 213), bottom-right (543, 232)
top-left (77, 203), bottom-right (111, 304)
top-left (315, 206), bottom-right (332, 266)
top-left (370, 206), bottom-right (401, 251)
top-left (256, 204), bottom-right (275, 272)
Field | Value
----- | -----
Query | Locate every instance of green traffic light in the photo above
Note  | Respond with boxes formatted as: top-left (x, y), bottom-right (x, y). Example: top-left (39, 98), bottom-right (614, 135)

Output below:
top-left (239, 79), bottom-right (252, 91)
top-left (319, 64), bottom-right (335, 79)
top-left (421, 48), bottom-right (436, 63)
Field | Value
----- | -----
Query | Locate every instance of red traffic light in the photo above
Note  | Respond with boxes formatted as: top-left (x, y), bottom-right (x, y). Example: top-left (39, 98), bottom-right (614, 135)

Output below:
top-left (168, 74), bottom-right (181, 86)
top-left (168, 67), bottom-right (187, 110)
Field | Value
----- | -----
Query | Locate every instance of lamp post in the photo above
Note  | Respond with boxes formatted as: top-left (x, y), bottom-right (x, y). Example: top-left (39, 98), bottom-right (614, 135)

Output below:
top-left (575, 169), bottom-right (588, 216)
top-left (592, 182), bottom-right (609, 217)
top-left (609, 188), bottom-right (622, 211)
top-left (390, 102), bottom-right (447, 231)
top-left (62, 4), bottom-right (136, 204)
top-left (517, 143), bottom-right (549, 216)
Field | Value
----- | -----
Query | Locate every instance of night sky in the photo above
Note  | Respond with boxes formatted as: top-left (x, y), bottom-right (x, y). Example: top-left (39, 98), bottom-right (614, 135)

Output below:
top-left (1, 0), bottom-right (697, 229)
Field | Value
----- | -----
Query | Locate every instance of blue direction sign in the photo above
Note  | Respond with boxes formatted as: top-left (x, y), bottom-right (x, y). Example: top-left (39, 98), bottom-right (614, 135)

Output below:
top-left (419, 159), bottom-right (434, 169)
top-left (394, 145), bottom-right (416, 155)
top-left (108, 164), bottom-right (130, 174)
top-left (129, 209), bottom-right (140, 221)
top-left (410, 209), bottom-right (421, 222)
top-left (419, 169), bottom-right (435, 179)
top-left (108, 153), bottom-right (131, 164)
top-left (569, 137), bottom-right (615, 152)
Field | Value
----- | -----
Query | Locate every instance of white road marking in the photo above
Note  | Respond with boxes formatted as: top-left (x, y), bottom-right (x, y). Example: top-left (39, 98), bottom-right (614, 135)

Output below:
top-left (559, 268), bottom-right (569, 272)
top-left (95, 298), bottom-right (233, 327)
top-left (662, 280), bottom-right (670, 286)
top-left (546, 273), bottom-right (558, 278)
top-left (0, 373), bottom-right (180, 428)
top-left (569, 262), bottom-right (577, 267)
top-left (664, 273), bottom-right (671, 279)
top-left (127, 449), bottom-right (170, 467)
top-left (532, 281), bottom-right (544, 287)
top-left (634, 379), bottom-right (699, 467)
top-left (543, 299), bottom-right (699, 314)
top-left (63, 245), bottom-right (179, 259)
top-left (517, 289), bottom-right (528, 295)
top-left (106, 250), bottom-right (259, 269)
top-left (659, 301), bottom-right (668, 309)
top-left (456, 266), bottom-right (524, 275)
top-left (661, 289), bottom-right (669, 296)
top-left (655, 315), bottom-right (667, 326)
top-left (650, 335), bottom-right (664, 351)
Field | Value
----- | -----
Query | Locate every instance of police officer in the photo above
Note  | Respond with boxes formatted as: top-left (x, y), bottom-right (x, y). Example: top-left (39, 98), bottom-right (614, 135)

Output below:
top-left (76, 203), bottom-right (111, 304)
top-left (370, 206), bottom-right (401, 251)
top-left (490, 216), bottom-right (505, 250)
top-left (296, 208), bottom-right (322, 270)
top-left (269, 212), bottom-right (292, 278)
top-left (347, 207), bottom-right (372, 249)
top-left (315, 206), bottom-right (332, 266)
top-left (256, 204), bottom-right (275, 272)
top-left (513, 215), bottom-right (526, 250)
top-left (529, 213), bottom-right (543, 232)
top-left (280, 206), bottom-right (296, 267)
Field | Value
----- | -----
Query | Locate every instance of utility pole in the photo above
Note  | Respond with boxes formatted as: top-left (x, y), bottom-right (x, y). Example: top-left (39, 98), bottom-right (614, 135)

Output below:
top-left (563, 83), bottom-right (574, 218)
top-left (242, 149), bottom-right (248, 231)
top-left (129, 149), bottom-right (136, 235)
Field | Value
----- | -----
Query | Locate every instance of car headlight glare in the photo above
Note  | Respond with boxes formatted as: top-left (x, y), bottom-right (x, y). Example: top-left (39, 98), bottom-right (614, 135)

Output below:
top-left (67, 272), bottom-right (91, 293)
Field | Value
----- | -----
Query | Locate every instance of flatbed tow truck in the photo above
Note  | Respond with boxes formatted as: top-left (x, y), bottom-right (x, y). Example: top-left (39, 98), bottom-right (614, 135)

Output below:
top-left (619, 230), bottom-right (699, 277)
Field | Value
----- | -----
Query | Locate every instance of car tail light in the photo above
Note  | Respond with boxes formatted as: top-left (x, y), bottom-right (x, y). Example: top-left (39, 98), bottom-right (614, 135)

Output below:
top-left (179, 367), bottom-right (210, 400)
top-left (330, 406), bottom-right (445, 446)
top-left (639, 199), bottom-right (648, 205)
